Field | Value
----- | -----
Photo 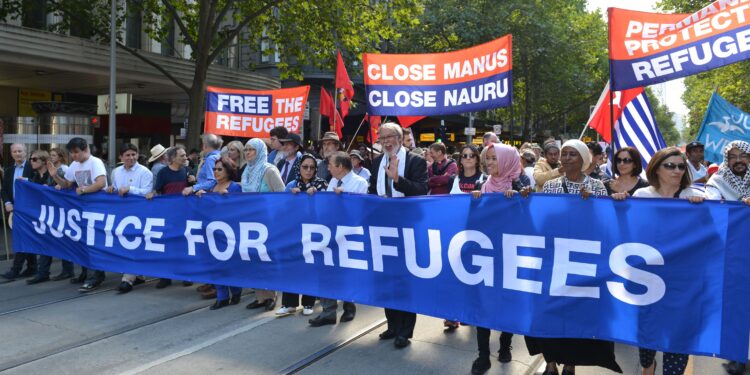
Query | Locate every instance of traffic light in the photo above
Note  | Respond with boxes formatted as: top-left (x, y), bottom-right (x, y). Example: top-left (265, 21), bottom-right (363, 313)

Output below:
top-left (435, 122), bottom-right (447, 142)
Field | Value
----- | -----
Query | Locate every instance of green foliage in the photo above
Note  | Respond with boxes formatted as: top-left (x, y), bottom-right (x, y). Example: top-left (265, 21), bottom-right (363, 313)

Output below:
top-left (393, 0), bottom-right (609, 141)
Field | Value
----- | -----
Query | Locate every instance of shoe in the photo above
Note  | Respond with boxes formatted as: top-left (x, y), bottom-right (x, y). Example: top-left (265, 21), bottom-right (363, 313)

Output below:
top-left (155, 279), bottom-right (172, 289)
top-left (302, 306), bottom-right (314, 316)
top-left (471, 356), bottom-right (491, 375)
top-left (132, 278), bottom-right (146, 286)
top-left (117, 281), bottom-right (133, 294)
top-left (26, 276), bottom-right (50, 285)
top-left (443, 320), bottom-right (459, 330)
top-left (245, 300), bottom-right (264, 309)
top-left (394, 336), bottom-right (411, 349)
top-left (196, 284), bottom-right (213, 292)
top-left (78, 282), bottom-right (100, 292)
top-left (340, 311), bottom-right (355, 322)
top-left (230, 294), bottom-right (241, 305)
top-left (182, 281), bottom-right (193, 286)
top-left (308, 315), bottom-right (336, 327)
top-left (276, 306), bottom-right (297, 316)
top-left (52, 272), bottom-right (73, 281)
top-left (210, 299), bottom-right (230, 310)
top-left (18, 268), bottom-right (37, 278)
top-left (379, 330), bottom-right (396, 340)
top-left (70, 273), bottom-right (87, 284)
top-left (264, 298), bottom-right (276, 311)
top-left (561, 369), bottom-right (574, 375)
top-left (542, 364), bottom-right (559, 375)
top-left (724, 361), bottom-right (745, 375)
top-left (498, 344), bottom-right (512, 363)
top-left (1, 270), bottom-right (19, 280)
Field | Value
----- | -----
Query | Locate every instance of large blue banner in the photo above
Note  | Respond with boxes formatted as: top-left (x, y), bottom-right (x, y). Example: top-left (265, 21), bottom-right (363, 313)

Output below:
top-left (696, 92), bottom-right (750, 163)
top-left (12, 182), bottom-right (750, 361)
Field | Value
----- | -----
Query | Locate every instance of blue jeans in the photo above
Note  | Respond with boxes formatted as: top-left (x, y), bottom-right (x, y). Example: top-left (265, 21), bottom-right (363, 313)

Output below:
top-left (37, 256), bottom-right (73, 278)
top-left (216, 285), bottom-right (241, 301)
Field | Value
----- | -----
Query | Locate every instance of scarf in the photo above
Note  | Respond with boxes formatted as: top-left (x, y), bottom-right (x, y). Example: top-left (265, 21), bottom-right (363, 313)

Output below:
top-left (562, 139), bottom-right (592, 172)
top-left (376, 146), bottom-right (407, 197)
top-left (481, 143), bottom-right (520, 193)
top-left (241, 138), bottom-right (273, 193)
top-left (707, 140), bottom-right (750, 200)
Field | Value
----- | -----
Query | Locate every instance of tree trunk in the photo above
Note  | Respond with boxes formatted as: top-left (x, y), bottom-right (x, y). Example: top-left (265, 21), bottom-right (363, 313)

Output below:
top-left (187, 85), bottom-right (206, 150)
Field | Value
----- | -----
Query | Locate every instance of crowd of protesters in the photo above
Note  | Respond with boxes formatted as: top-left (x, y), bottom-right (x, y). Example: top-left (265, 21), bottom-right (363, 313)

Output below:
top-left (1, 122), bottom-right (749, 375)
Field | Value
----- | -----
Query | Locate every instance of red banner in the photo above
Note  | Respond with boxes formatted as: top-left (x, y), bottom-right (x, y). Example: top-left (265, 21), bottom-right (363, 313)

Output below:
top-left (204, 86), bottom-right (310, 138)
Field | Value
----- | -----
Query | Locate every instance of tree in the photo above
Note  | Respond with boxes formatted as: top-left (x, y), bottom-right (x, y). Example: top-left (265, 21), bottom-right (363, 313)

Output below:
top-left (393, 0), bottom-right (610, 142)
top-left (1, 0), bottom-right (422, 149)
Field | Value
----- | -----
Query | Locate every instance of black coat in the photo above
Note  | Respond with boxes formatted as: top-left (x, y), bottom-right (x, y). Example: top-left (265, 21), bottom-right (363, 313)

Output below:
top-left (368, 151), bottom-right (428, 197)
top-left (2, 161), bottom-right (34, 205)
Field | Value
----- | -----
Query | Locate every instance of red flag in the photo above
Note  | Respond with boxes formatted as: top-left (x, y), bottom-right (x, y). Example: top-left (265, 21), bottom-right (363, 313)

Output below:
top-left (586, 81), bottom-right (643, 143)
top-left (320, 87), bottom-right (344, 137)
top-left (365, 114), bottom-right (381, 143)
top-left (398, 116), bottom-right (425, 128)
top-left (336, 51), bottom-right (355, 118)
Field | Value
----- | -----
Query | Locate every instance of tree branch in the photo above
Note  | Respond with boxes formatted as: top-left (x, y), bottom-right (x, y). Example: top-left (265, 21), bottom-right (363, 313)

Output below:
top-left (161, 0), bottom-right (196, 49)
top-left (207, 0), bottom-right (283, 63)
top-left (117, 41), bottom-right (191, 93)
top-left (208, 0), bottom-right (235, 41)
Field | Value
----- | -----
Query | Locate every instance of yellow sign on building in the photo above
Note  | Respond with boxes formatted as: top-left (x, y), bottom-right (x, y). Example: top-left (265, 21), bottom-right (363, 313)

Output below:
top-left (18, 88), bottom-right (51, 116)
top-left (472, 138), bottom-right (483, 146)
top-left (420, 133), bottom-right (435, 142)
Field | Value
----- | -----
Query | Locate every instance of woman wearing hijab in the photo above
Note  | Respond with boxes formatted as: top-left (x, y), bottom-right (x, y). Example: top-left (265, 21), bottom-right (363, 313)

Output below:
top-left (467, 143), bottom-right (529, 374)
top-left (531, 140), bottom-right (619, 375)
top-left (241, 138), bottom-right (285, 311)
top-left (612, 147), bottom-right (702, 375)
top-left (275, 154), bottom-right (325, 316)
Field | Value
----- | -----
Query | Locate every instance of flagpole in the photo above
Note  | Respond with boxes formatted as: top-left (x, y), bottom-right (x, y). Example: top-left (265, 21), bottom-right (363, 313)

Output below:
top-left (346, 116), bottom-right (368, 152)
top-left (578, 124), bottom-right (589, 140)
top-left (609, 87), bottom-right (615, 153)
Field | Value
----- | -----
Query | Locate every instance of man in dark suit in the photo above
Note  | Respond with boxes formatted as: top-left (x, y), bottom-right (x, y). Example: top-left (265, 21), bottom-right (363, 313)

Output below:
top-left (368, 123), bottom-right (428, 349)
top-left (1, 143), bottom-right (35, 280)
top-left (276, 133), bottom-right (303, 186)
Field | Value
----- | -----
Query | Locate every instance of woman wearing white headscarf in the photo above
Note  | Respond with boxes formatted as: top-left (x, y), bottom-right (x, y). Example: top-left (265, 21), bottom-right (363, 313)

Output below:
top-left (529, 139), bottom-right (618, 375)
top-left (241, 138), bottom-right (285, 311)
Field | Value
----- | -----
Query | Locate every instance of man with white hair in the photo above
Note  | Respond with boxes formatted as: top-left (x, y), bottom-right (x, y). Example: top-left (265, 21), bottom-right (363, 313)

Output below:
top-left (183, 134), bottom-right (222, 195)
top-left (482, 132), bottom-right (499, 148)
top-left (1, 143), bottom-right (35, 280)
top-left (368, 123), bottom-right (428, 349)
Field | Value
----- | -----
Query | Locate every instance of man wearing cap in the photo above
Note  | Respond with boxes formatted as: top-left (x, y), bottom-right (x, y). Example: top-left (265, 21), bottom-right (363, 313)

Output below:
top-left (368, 122), bottom-right (428, 349)
top-left (533, 141), bottom-right (562, 191)
top-left (349, 150), bottom-right (371, 181)
top-left (277, 133), bottom-right (303, 185)
top-left (183, 134), bottom-right (222, 195)
top-left (686, 141), bottom-right (708, 183)
top-left (317, 132), bottom-right (341, 182)
top-left (148, 144), bottom-right (169, 177)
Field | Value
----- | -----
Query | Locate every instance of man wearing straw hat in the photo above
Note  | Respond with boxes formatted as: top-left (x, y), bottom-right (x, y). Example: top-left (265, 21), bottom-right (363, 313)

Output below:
top-left (316, 132), bottom-right (342, 182)
top-left (148, 144), bottom-right (169, 177)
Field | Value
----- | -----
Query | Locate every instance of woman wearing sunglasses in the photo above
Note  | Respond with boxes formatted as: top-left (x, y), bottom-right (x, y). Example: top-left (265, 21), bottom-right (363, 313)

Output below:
top-left (605, 147), bottom-right (649, 198)
top-left (194, 157), bottom-right (243, 310)
top-left (449, 145), bottom-right (486, 194)
top-left (275, 154), bottom-right (325, 317)
top-left (613, 147), bottom-right (703, 375)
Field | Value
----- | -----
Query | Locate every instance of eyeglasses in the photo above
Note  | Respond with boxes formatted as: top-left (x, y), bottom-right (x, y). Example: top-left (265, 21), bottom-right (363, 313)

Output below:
top-left (461, 153), bottom-right (476, 159)
top-left (300, 165), bottom-right (316, 170)
top-left (30, 157), bottom-right (41, 162)
top-left (727, 154), bottom-right (750, 161)
top-left (661, 162), bottom-right (687, 171)
top-left (380, 134), bottom-right (398, 141)
top-left (213, 167), bottom-right (224, 172)
top-left (244, 148), bottom-right (256, 152)
top-left (615, 157), bottom-right (633, 164)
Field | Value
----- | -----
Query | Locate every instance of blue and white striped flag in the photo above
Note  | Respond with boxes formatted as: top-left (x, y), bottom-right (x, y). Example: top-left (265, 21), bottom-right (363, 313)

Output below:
top-left (612, 91), bottom-right (667, 173)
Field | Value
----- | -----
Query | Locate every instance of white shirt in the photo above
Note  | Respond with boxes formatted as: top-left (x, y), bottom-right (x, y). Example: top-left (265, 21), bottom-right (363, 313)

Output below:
top-left (688, 161), bottom-right (707, 182)
top-left (328, 171), bottom-right (368, 194)
top-left (111, 163), bottom-right (153, 196)
top-left (65, 155), bottom-right (108, 189)
top-left (524, 166), bottom-right (536, 191)
top-left (353, 166), bottom-right (371, 182)
top-left (633, 186), bottom-right (700, 199)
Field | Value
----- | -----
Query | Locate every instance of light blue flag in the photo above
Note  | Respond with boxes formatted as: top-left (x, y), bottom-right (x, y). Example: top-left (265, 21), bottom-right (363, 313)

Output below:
top-left (696, 93), bottom-right (750, 163)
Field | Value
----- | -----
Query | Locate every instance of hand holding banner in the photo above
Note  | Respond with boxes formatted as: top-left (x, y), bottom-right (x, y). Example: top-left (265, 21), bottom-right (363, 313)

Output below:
top-left (364, 35), bottom-right (512, 116)
top-left (204, 86), bottom-right (310, 138)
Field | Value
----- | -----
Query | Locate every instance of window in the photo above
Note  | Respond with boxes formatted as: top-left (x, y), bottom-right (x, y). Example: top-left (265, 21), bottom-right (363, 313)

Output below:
top-left (22, 0), bottom-right (47, 29)
top-left (260, 29), bottom-right (279, 64)
top-left (125, 10), bottom-right (142, 49)
top-left (161, 17), bottom-right (175, 57)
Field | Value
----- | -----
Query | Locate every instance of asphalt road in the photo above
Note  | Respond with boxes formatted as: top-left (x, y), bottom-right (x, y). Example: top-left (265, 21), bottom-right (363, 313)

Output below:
top-left (0, 259), bottom-right (744, 375)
